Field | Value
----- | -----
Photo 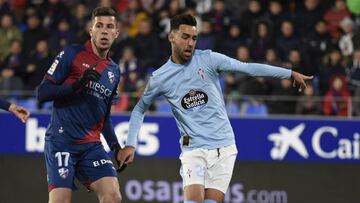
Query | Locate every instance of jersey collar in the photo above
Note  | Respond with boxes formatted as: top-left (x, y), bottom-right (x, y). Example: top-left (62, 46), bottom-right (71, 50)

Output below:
top-left (85, 40), bottom-right (110, 61)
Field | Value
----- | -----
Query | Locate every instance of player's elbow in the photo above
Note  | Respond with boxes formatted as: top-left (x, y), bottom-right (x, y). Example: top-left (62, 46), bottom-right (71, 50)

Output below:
top-left (36, 83), bottom-right (51, 103)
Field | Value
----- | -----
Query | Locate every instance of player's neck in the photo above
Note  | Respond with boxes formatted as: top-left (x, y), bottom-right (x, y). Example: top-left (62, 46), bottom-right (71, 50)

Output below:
top-left (91, 41), bottom-right (108, 59)
top-left (171, 53), bottom-right (185, 65)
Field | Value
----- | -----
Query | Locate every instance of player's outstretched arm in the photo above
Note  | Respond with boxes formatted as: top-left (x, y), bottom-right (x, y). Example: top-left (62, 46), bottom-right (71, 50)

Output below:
top-left (8, 103), bottom-right (30, 123)
top-left (291, 71), bottom-right (314, 92)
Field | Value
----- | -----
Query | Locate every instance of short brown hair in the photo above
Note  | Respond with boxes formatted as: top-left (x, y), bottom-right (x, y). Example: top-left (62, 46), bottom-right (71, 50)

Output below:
top-left (170, 14), bottom-right (197, 31)
top-left (91, 7), bottom-right (119, 22)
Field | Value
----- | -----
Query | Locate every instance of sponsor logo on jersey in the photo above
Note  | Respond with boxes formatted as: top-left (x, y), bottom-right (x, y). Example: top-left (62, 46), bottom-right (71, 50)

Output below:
top-left (181, 89), bottom-right (208, 111)
top-left (86, 81), bottom-right (113, 100)
top-left (58, 167), bottom-right (69, 179)
top-left (47, 60), bottom-right (59, 75)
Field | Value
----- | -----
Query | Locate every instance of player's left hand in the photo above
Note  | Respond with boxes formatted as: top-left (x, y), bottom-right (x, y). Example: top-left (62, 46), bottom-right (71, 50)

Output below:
top-left (116, 146), bottom-right (135, 172)
top-left (8, 104), bottom-right (30, 123)
top-left (291, 71), bottom-right (313, 92)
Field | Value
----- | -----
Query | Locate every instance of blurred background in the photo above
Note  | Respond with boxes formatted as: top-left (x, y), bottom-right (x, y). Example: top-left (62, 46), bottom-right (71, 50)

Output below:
top-left (0, 0), bottom-right (360, 202)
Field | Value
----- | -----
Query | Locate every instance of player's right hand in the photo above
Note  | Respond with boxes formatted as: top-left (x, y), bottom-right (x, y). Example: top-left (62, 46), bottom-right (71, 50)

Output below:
top-left (72, 66), bottom-right (101, 91)
top-left (9, 104), bottom-right (30, 123)
top-left (117, 146), bottom-right (135, 171)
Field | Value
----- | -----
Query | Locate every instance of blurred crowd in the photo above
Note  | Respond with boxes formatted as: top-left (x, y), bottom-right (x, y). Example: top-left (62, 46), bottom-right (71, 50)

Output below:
top-left (0, 0), bottom-right (360, 117)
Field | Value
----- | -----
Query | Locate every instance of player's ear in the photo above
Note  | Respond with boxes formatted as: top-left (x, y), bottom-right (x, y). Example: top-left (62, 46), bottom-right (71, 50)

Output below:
top-left (89, 27), bottom-right (93, 37)
top-left (168, 31), bottom-right (174, 43)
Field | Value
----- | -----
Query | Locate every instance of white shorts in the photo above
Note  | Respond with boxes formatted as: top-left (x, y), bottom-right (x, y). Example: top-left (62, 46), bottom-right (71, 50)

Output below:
top-left (179, 144), bottom-right (238, 194)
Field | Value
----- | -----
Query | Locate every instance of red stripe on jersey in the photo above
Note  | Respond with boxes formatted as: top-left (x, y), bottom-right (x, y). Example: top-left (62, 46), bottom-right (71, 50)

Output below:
top-left (44, 75), bottom-right (57, 83)
top-left (63, 41), bottom-right (110, 84)
top-left (48, 184), bottom-right (56, 192)
top-left (74, 117), bottom-right (105, 144)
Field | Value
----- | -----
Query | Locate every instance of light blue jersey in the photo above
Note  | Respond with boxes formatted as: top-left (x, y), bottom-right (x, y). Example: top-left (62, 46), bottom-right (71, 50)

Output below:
top-left (127, 50), bottom-right (291, 151)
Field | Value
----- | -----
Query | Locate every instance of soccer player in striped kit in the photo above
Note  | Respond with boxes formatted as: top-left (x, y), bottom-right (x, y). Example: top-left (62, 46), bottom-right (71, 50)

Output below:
top-left (37, 7), bottom-right (123, 203)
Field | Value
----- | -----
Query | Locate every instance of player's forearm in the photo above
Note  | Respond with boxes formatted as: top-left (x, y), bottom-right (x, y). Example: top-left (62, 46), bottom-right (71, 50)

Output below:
top-left (0, 99), bottom-right (11, 111)
top-left (37, 79), bottom-right (74, 103)
top-left (102, 117), bottom-right (119, 149)
top-left (126, 101), bottom-right (147, 148)
top-left (244, 63), bottom-right (292, 79)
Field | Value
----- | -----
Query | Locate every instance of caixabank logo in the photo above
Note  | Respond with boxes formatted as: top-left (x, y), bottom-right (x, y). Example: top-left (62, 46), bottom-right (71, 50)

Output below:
top-left (268, 123), bottom-right (360, 161)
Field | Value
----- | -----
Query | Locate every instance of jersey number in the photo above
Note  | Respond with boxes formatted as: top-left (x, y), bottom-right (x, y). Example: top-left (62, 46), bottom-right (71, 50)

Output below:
top-left (55, 152), bottom-right (70, 167)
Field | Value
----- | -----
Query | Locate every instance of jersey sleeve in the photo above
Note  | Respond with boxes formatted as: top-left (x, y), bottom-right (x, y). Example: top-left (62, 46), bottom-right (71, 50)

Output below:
top-left (126, 75), bottom-right (162, 148)
top-left (45, 46), bottom-right (76, 84)
top-left (209, 51), bottom-right (291, 79)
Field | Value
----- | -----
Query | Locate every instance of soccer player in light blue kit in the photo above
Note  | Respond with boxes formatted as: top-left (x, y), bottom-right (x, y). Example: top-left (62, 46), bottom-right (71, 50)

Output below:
top-left (118, 14), bottom-right (313, 203)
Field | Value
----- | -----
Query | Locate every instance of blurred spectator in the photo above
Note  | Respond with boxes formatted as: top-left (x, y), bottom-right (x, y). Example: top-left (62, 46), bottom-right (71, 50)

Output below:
top-left (240, 0), bottom-right (263, 37)
top-left (224, 0), bottom-right (250, 19)
top-left (216, 22), bottom-right (248, 58)
top-left (194, 0), bottom-right (212, 15)
top-left (268, 78), bottom-right (298, 114)
top-left (40, 0), bottom-right (71, 30)
top-left (168, 0), bottom-right (184, 18)
top-left (304, 20), bottom-right (333, 68)
top-left (319, 48), bottom-right (346, 95)
top-left (323, 0), bottom-right (350, 40)
top-left (140, 0), bottom-right (166, 15)
top-left (0, 14), bottom-right (22, 62)
top-left (0, 0), bottom-right (11, 17)
top-left (203, 0), bottom-right (231, 34)
top-left (323, 75), bottom-right (351, 117)
top-left (134, 18), bottom-right (160, 74)
top-left (339, 17), bottom-right (356, 57)
top-left (22, 14), bottom-right (48, 58)
top-left (196, 19), bottom-right (215, 50)
top-left (276, 20), bottom-right (300, 60)
top-left (296, 84), bottom-right (321, 115)
top-left (264, 47), bottom-right (281, 66)
top-left (296, 0), bottom-right (325, 36)
top-left (48, 18), bottom-right (76, 54)
top-left (121, 0), bottom-right (149, 38)
top-left (111, 20), bottom-right (136, 62)
top-left (71, 3), bottom-right (90, 38)
top-left (265, 0), bottom-right (289, 37)
top-left (284, 49), bottom-right (311, 75)
top-left (250, 20), bottom-right (273, 61)
top-left (0, 40), bottom-right (25, 91)
top-left (118, 46), bottom-right (142, 93)
top-left (24, 40), bottom-right (52, 90)
top-left (347, 49), bottom-right (360, 93)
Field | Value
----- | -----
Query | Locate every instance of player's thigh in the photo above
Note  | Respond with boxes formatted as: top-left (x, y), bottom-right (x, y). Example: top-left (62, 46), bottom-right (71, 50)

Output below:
top-left (205, 144), bottom-right (237, 195)
top-left (76, 142), bottom-right (118, 191)
top-left (180, 149), bottom-right (207, 201)
top-left (49, 188), bottom-right (72, 203)
top-left (184, 184), bottom-right (205, 202)
top-left (45, 141), bottom-right (77, 191)
top-left (90, 176), bottom-right (121, 201)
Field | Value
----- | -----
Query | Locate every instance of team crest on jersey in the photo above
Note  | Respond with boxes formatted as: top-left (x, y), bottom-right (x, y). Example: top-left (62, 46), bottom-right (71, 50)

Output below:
top-left (58, 167), bottom-right (69, 179)
top-left (181, 89), bottom-right (208, 111)
top-left (197, 68), bottom-right (205, 79)
top-left (108, 71), bottom-right (114, 83)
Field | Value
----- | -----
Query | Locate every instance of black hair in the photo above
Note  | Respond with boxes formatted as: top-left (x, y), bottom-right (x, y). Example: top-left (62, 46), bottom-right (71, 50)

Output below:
top-left (91, 6), bottom-right (119, 22)
top-left (170, 14), bottom-right (197, 31)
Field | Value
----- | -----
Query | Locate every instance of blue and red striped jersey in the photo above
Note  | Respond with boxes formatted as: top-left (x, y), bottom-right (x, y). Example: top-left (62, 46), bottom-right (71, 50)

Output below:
top-left (44, 41), bottom-right (120, 144)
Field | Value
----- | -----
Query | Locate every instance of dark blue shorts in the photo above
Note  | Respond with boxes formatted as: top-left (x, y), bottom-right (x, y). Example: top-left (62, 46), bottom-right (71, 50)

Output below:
top-left (44, 140), bottom-right (117, 192)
